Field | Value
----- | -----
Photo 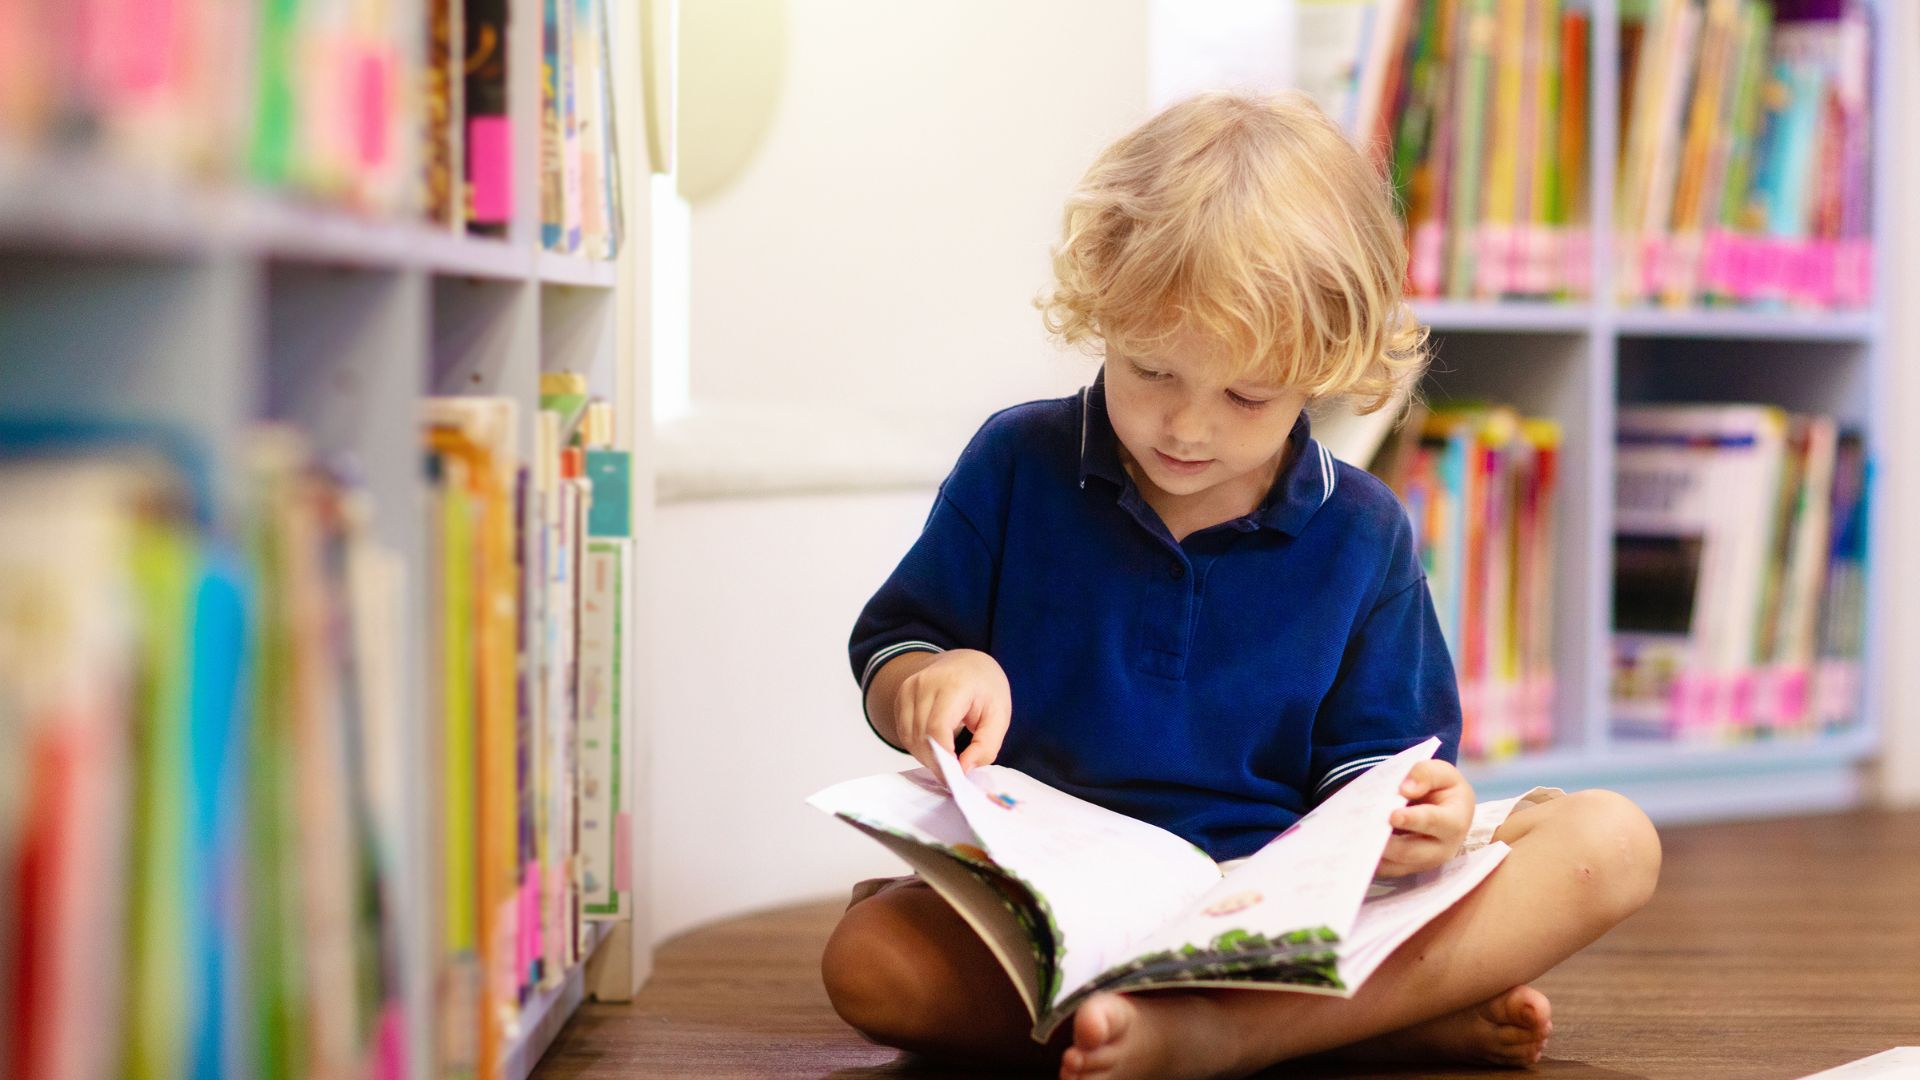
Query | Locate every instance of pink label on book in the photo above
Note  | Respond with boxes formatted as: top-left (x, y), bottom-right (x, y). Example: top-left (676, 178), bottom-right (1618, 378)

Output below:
top-left (1728, 671), bottom-right (1756, 732)
top-left (1837, 240), bottom-right (1872, 308)
top-left (1523, 226), bottom-right (1556, 296)
top-left (1763, 238), bottom-right (1795, 302)
top-left (521, 862), bottom-right (539, 974)
top-left (1411, 223), bottom-right (1444, 297)
top-left (1477, 225), bottom-right (1511, 298)
top-left (357, 51), bottom-right (392, 169)
top-left (376, 1002), bottom-right (406, 1080)
top-left (1564, 228), bottom-right (1591, 296)
top-left (123, 0), bottom-right (177, 93)
top-left (614, 812), bottom-right (633, 893)
top-left (1712, 226), bottom-right (1743, 294)
top-left (1721, 236), bottom-right (1749, 301)
top-left (1785, 242), bottom-right (1818, 308)
top-left (1670, 671), bottom-right (1716, 740)
top-left (1777, 669), bottom-right (1810, 727)
top-left (1814, 243), bottom-right (1837, 308)
top-left (1638, 236), bottom-right (1664, 300)
top-left (468, 115), bottom-right (514, 224)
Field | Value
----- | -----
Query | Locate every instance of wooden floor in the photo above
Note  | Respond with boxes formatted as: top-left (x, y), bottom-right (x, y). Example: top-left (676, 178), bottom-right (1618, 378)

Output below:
top-left (537, 809), bottom-right (1920, 1079)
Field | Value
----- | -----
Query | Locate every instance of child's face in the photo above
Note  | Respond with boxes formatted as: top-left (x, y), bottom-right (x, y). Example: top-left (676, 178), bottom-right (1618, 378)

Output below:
top-left (1104, 332), bottom-right (1309, 513)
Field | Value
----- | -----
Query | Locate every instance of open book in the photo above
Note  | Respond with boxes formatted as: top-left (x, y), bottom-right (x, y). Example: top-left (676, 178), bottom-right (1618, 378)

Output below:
top-left (807, 737), bottom-right (1507, 1043)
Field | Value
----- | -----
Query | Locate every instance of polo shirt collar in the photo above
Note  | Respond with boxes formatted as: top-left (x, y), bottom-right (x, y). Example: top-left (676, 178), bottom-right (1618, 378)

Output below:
top-left (1077, 367), bottom-right (1337, 536)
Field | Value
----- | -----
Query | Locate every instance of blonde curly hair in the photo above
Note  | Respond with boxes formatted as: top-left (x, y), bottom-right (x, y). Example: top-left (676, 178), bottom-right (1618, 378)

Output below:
top-left (1036, 91), bottom-right (1428, 413)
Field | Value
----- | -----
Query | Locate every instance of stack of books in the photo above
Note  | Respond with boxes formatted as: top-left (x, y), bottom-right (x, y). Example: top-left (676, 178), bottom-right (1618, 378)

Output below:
top-left (1370, 404), bottom-right (1563, 761)
top-left (1612, 405), bottom-right (1870, 742)
top-left (0, 0), bottom-right (417, 216)
top-left (0, 0), bottom-right (625, 246)
top-left (1615, 0), bottom-right (1873, 311)
top-left (0, 424), bottom-right (410, 1079)
top-left (424, 378), bottom-right (634, 1077)
top-left (539, 0), bottom-right (625, 258)
top-left (1299, 0), bottom-right (1594, 301)
top-left (0, 389), bottom-right (640, 1076)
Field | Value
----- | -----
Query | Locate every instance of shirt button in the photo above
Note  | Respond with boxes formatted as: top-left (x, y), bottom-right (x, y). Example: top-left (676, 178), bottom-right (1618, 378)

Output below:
top-left (1168, 562), bottom-right (1186, 580)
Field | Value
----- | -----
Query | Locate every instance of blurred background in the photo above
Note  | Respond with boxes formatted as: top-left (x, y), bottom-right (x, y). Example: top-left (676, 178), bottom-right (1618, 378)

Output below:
top-left (1, 0), bottom-right (1916, 1077)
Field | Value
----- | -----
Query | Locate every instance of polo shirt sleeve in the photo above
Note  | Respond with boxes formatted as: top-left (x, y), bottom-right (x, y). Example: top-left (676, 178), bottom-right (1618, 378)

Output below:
top-left (1308, 515), bottom-right (1462, 803)
top-left (848, 422), bottom-right (1008, 752)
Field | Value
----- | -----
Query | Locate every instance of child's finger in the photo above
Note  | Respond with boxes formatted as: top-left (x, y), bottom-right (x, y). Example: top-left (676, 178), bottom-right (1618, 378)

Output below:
top-left (1399, 760), bottom-right (1453, 799)
top-left (959, 698), bottom-right (1010, 771)
top-left (1380, 834), bottom-right (1443, 873)
top-left (1390, 804), bottom-right (1447, 838)
top-left (926, 687), bottom-right (963, 753)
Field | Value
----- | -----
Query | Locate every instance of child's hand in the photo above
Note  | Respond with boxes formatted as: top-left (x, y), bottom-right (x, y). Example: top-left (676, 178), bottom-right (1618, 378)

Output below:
top-left (894, 649), bottom-right (1011, 774)
top-left (1376, 759), bottom-right (1474, 878)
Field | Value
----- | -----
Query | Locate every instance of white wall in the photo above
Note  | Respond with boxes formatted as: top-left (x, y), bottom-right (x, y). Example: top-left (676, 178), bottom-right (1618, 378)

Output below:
top-left (649, 1), bottom-right (1150, 945)
top-left (658, 0), bottom-right (1146, 498)
top-left (650, 493), bottom-right (924, 943)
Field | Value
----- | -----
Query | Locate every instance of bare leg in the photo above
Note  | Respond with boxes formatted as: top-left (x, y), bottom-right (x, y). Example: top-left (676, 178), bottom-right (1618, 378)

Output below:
top-left (1061, 788), bottom-right (1662, 1080)
top-left (821, 876), bottom-right (1072, 1068)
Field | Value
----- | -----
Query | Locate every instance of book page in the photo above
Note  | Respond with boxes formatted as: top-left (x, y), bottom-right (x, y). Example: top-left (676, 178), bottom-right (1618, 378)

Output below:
top-left (929, 741), bottom-right (1222, 1011)
top-left (1098, 740), bottom-right (1439, 976)
top-left (805, 767), bottom-right (985, 857)
top-left (1334, 841), bottom-right (1508, 989)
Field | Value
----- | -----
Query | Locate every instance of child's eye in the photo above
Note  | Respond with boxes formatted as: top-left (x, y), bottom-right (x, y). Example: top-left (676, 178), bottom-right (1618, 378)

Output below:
top-left (1228, 392), bottom-right (1269, 410)
top-left (1130, 363), bottom-right (1169, 382)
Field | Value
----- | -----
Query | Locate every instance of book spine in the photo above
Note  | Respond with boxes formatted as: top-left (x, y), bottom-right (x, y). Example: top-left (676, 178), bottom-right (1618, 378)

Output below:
top-left (464, 0), bottom-right (512, 237)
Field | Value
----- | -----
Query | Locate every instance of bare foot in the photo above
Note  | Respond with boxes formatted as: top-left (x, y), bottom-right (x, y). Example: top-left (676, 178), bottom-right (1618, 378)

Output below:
top-left (1332, 984), bottom-right (1554, 1068)
top-left (1058, 991), bottom-right (1243, 1080)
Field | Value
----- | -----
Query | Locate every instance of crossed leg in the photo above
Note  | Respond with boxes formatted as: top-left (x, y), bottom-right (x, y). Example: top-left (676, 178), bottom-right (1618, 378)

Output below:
top-left (822, 788), bottom-right (1661, 1079)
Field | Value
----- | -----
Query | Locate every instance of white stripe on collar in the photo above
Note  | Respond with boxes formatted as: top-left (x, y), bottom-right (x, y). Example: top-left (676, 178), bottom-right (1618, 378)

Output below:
top-left (1317, 443), bottom-right (1336, 506)
top-left (1078, 387), bottom-right (1090, 489)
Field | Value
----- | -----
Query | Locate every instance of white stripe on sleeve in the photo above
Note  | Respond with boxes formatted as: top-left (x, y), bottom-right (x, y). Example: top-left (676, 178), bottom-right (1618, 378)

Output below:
top-left (860, 640), bottom-right (948, 691)
top-left (1314, 753), bottom-right (1393, 796)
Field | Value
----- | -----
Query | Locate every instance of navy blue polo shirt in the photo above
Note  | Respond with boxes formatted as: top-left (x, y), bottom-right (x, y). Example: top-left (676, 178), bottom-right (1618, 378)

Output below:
top-left (848, 371), bottom-right (1461, 862)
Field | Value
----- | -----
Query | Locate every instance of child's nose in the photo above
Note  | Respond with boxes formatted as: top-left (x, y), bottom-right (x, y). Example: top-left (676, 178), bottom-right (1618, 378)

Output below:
top-left (1165, 398), bottom-right (1209, 447)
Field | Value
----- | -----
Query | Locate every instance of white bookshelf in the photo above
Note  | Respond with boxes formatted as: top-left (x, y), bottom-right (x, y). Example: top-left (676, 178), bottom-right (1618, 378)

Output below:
top-left (0, 0), bottom-right (655, 1075)
top-left (1395, 0), bottom-right (1892, 822)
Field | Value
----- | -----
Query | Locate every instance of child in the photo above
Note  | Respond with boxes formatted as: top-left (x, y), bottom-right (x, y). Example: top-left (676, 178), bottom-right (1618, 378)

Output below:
top-left (821, 91), bottom-right (1661, 1079)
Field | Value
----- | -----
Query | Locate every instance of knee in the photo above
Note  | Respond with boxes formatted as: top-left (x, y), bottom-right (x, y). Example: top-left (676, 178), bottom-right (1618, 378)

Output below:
top-left (1554, 789), bottom-right (1663, 921)
top-left (820, 900), bottom-right (933, 1046)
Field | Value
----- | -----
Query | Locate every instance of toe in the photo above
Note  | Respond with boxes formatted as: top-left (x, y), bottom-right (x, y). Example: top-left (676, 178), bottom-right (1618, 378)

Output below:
top-left (1073, 997), bottom-right (1113, 1053)
top-left (1491, 984), bottom-right (1552, 1035)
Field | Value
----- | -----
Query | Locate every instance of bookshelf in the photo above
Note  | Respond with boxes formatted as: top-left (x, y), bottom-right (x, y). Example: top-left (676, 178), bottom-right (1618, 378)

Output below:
top-left (0, 0), bottom-right (652, 1077)
top-left (1377, 0), bottom-right (1891, 819)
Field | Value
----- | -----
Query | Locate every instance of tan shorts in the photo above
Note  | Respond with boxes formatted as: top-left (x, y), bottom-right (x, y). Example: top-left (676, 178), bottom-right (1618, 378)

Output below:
top-left (845, 785), bottom-right (1566, 911)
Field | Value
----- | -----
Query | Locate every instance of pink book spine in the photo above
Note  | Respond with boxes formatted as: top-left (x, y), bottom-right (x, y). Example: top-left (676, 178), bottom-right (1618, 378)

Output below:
top-left (1412, 221), bottom-right (1446, 297)
top-left (520, 860), bottom-right (539, 985)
